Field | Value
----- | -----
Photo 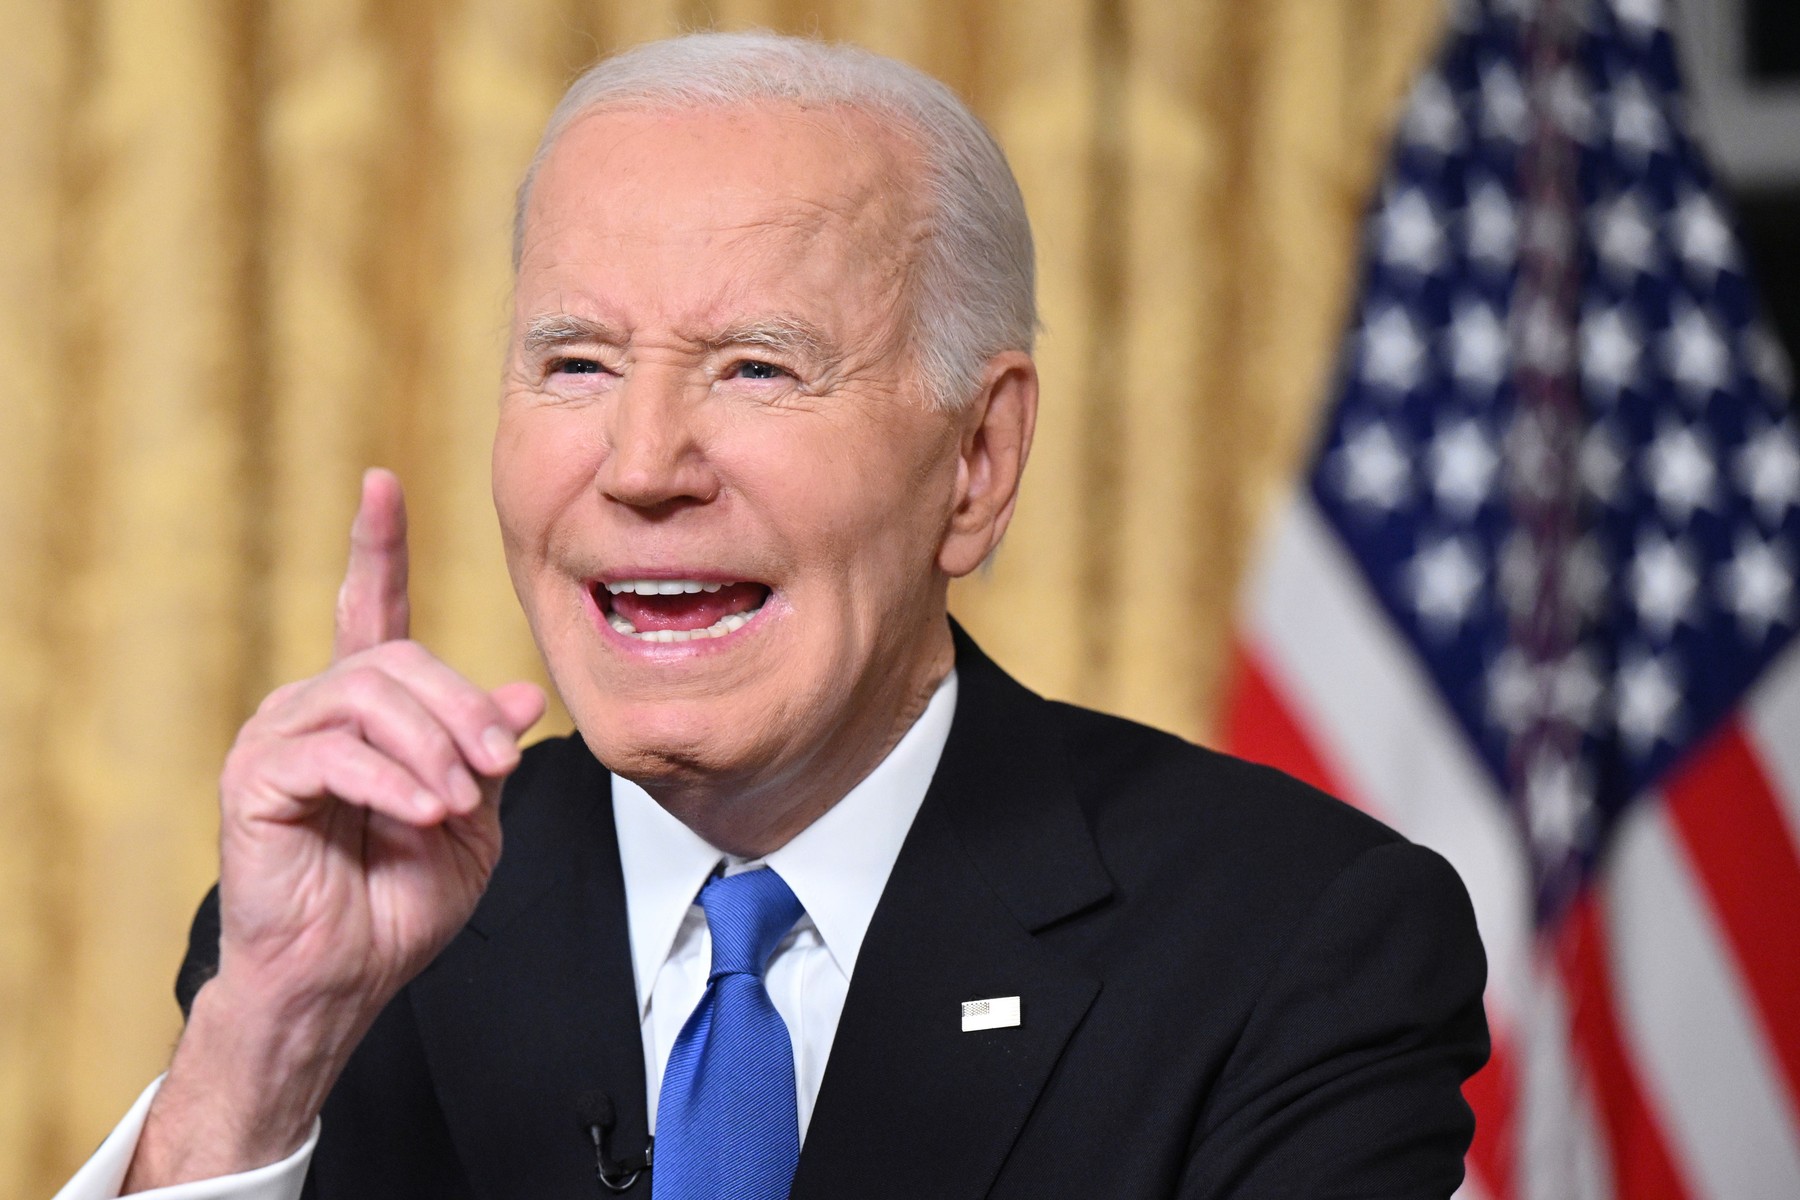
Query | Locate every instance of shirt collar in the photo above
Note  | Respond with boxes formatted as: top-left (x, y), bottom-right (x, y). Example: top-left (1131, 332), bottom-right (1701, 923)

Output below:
top-left (611, 669), bottom-right (958, 1018)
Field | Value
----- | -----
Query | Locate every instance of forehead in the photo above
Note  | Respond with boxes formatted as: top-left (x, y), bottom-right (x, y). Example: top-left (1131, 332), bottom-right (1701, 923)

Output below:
top-left (518, 102), bottom-right (925, 322)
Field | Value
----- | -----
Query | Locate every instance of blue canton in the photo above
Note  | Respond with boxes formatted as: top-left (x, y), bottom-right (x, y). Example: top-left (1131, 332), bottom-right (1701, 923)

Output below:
top-left (1306, 0), bottom-right (1799, 918)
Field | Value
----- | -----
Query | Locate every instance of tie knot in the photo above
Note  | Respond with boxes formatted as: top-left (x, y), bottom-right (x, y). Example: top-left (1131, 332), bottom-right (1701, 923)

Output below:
top-left (698, 867), bottom-right (804, 980)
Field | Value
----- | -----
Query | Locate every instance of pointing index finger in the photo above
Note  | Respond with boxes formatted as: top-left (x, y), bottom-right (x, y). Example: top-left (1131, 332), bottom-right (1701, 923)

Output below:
top-left (333, 468), bottom-right (410, 662)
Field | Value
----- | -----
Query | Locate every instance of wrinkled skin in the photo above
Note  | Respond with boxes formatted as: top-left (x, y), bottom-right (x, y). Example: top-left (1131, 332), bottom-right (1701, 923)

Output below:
top-left (497, 102), bottom-right (1037, 854)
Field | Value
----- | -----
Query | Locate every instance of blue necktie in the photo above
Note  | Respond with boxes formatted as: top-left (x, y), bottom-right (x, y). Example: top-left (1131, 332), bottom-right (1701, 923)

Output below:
top-left (655, 867), bottom-right (805, 1199)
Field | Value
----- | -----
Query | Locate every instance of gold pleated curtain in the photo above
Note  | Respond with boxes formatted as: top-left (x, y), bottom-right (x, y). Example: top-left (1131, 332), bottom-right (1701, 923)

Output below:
top-left (0, 2), bottom-right (1443, 1194)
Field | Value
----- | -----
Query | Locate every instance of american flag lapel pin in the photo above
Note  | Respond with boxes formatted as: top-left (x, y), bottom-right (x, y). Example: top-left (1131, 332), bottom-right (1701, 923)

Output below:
top-left (961, 996), bottom-right (1022, 1031)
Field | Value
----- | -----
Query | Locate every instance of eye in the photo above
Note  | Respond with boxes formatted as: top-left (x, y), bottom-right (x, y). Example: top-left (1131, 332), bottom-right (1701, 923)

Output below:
top-left (548, 356), bottom-right (603, 375)
top-left (726, 359), bottom-right (790, 382)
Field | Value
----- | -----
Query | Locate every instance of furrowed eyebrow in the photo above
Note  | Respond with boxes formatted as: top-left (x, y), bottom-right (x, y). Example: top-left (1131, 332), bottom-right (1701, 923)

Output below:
top-left (703, 318), bottom-right (838, 364)
top-left (521, 312), bottom-right (839, 366)
top-left (522, 314), bottom-right (623, 354)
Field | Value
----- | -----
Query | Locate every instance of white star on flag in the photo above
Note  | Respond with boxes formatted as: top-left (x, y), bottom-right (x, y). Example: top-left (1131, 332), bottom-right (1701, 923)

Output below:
top-left (1378, 187), bottom-right (1447, 275)
top-left (1613, 0), bottom-right (1668, 39)
top-left (1480, 60), bottom-right (1529, 144)
top-left (1487, 646), bottom-right (1536, 734)
top-left (1428, 418), bottom-right (1501, 516)
top-left (1735, 421), bottom-right (1800, 525)
top-left (1719, 533), bottom-right (1795, 641)
top-left (1563, 534), bottom-right (1610, 622)
top-left (1406, 535), bottom-right (1486, 632)
top-left (1580, 421), bottom-right (1627, 506)
top-left (1581, 305), bottom-right (1642, 400)
top-left (1615, 647), bottom-right (1683, 756)
top-left (1643, 420), bottom-right (1718, 524)
top-left (1463, 179), bottom-right (1517, 270)
top-left (1332, 421), bottom-right (1413, 512)
top-left (1402, 71), bottom-right (1464, 155)
top-left (1553, 647), bottom-right (1608, 731)
top-left (1549, 64), bottom-right (1596, 144)
top-left (1673, 190), bottom-right (1737, 282)
top-left (1359, 306), bottom-right (1428, 393)
top-left (1520, 295), bottom-right (1574, 376)
top-left (1594, 192), bottom-right (1658, 279)
top-left (1526, 746), bottom-right (1596, 859)
top-left (1631, 529), bottom-right (1699, 639)
top-left (1610, 73), bottom-right (1667, 161)
top-left (1449, 297), bottom-right (1509, 390)
top-left (1661, 301), bottom-right (1732, 397)
top-left (1506, 408), bottom-right (1575, 507)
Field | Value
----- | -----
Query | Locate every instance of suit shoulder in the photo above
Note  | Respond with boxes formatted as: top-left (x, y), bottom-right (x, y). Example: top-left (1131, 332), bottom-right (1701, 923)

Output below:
top-left (1043, 699), bottom-right (1409, 893)
top-left (490, 729), bottom-right (613, 873)
top-left (499, 729), bottom-right (603, 816)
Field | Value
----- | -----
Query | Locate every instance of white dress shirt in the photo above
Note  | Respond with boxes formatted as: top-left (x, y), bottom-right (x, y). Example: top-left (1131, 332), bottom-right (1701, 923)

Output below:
top-left (54, 671), bottom-right (956, 1200)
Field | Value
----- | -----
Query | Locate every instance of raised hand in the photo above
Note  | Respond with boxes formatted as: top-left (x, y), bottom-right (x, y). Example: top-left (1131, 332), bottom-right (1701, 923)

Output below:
top-left (124, 470), bottom-right (546, 1190)
top-left (216, 468), bottom-right (543, 1003)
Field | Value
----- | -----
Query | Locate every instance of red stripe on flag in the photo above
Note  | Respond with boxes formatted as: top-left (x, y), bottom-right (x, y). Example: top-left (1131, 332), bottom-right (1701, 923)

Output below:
top-left (1558, 897), bottom-right (1695, 1200)
top-left (1662, 720), bottom-right (1800, 1116)
top-left (1218, 642), bottom-right (1348, 802)
top-left (1463, 1028), bottom-right (1519, 1200)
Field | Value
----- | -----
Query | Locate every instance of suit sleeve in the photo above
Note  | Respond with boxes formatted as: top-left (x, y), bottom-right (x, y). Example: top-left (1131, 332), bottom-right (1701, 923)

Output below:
top-left (176, 885), bottom-right (222, 1017)
top-left (1180, 841), bottom-right (1490, 1200)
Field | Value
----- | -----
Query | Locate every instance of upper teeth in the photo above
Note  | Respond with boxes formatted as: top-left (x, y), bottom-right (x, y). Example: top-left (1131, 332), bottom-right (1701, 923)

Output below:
top-left (605, 580), bottom-right (729, 595)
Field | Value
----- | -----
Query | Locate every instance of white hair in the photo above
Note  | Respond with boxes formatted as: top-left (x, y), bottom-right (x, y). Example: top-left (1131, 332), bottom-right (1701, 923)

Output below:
top-left (513, 31), bottom-right (1037, 411)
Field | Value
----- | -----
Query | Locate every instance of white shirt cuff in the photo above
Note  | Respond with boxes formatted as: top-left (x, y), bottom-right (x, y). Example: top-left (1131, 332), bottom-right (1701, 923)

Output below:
top-left (53, 1076), bottom-right (317, 1200)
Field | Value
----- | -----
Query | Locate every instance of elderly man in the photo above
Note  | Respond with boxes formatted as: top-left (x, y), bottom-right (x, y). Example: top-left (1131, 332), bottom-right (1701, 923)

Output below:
top-left (60, 30), bottom-right (1487, 1200)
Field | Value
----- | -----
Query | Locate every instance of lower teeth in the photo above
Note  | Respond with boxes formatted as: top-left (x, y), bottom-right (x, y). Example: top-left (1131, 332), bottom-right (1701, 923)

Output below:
top-left (607, 607), bottom-right (759, 642)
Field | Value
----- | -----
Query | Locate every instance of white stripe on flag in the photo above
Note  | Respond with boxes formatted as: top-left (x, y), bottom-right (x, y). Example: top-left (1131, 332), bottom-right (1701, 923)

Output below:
top-left (1743, 641), bottom-right (1800, 856)
top-left (1244, 496), bottom-right (1533, 1025)
top-left (1604, 798), bottom-right (1800, 1199)
top-left (1520, 959), bottom-right (1613, 1200)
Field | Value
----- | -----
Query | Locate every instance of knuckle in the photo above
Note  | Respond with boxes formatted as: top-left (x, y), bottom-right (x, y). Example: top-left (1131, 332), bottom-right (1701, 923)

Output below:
top-left (335, 664), bottom-right (391, 705)
top-left (219, 732), bottom-right (284, 801)
top-left (419, 722), bottom-right (459, 767)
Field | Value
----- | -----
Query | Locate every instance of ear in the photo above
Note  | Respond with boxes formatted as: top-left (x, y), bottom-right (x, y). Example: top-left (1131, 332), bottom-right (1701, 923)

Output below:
top-left (938, 351), bottom-right (1039, 578)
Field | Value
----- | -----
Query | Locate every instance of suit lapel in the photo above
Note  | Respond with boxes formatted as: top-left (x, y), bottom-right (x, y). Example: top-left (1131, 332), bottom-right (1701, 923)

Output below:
top-left (792, 626), bottom-right (1113, 1200)
top-left (410, 739), bottom-right (651, 1197)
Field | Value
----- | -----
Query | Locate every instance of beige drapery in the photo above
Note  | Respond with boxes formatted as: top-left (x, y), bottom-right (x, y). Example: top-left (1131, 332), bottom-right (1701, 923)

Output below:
top-left (0, 2), bottom-right (1444, 1193)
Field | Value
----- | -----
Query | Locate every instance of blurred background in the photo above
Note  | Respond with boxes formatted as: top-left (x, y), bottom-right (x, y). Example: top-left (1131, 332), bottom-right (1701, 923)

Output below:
top-left (2, 1), bottom-right (1795, 1198)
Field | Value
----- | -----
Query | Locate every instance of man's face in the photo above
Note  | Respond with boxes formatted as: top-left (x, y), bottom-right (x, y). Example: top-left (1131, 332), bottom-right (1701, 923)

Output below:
top-left (495, 102), bottom-right (972, 833)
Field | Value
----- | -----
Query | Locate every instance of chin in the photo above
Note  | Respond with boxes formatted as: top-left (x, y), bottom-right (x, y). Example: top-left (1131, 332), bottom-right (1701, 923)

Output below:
top-left (565, 685), bottom-right (772, 786)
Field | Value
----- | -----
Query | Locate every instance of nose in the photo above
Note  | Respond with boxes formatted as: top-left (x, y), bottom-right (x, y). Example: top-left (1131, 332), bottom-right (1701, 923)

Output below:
top-left (595, 367), bottom-right (720, 512)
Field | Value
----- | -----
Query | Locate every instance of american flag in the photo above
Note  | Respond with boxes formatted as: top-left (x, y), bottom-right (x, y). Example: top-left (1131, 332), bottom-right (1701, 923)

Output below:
top-left (1222, 0), bottom-right (1800, 1196)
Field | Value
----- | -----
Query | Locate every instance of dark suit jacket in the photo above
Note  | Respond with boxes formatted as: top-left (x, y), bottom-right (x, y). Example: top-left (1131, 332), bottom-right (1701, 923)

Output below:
top-left (176, 625), bottom-right (1488, 1198)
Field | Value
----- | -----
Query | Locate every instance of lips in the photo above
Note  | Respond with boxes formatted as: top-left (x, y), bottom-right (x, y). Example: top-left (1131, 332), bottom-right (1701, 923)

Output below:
top-left (597, 578), bottom-right (771, 642)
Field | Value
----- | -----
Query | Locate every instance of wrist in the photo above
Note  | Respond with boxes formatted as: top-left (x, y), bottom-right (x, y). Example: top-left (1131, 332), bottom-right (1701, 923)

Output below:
top-left (122, 974), bottom-right (377, 1190)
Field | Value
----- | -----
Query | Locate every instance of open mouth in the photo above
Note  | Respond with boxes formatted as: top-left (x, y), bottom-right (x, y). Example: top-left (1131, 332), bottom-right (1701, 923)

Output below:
top-left (596, 578), bottom-right (772, 643)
